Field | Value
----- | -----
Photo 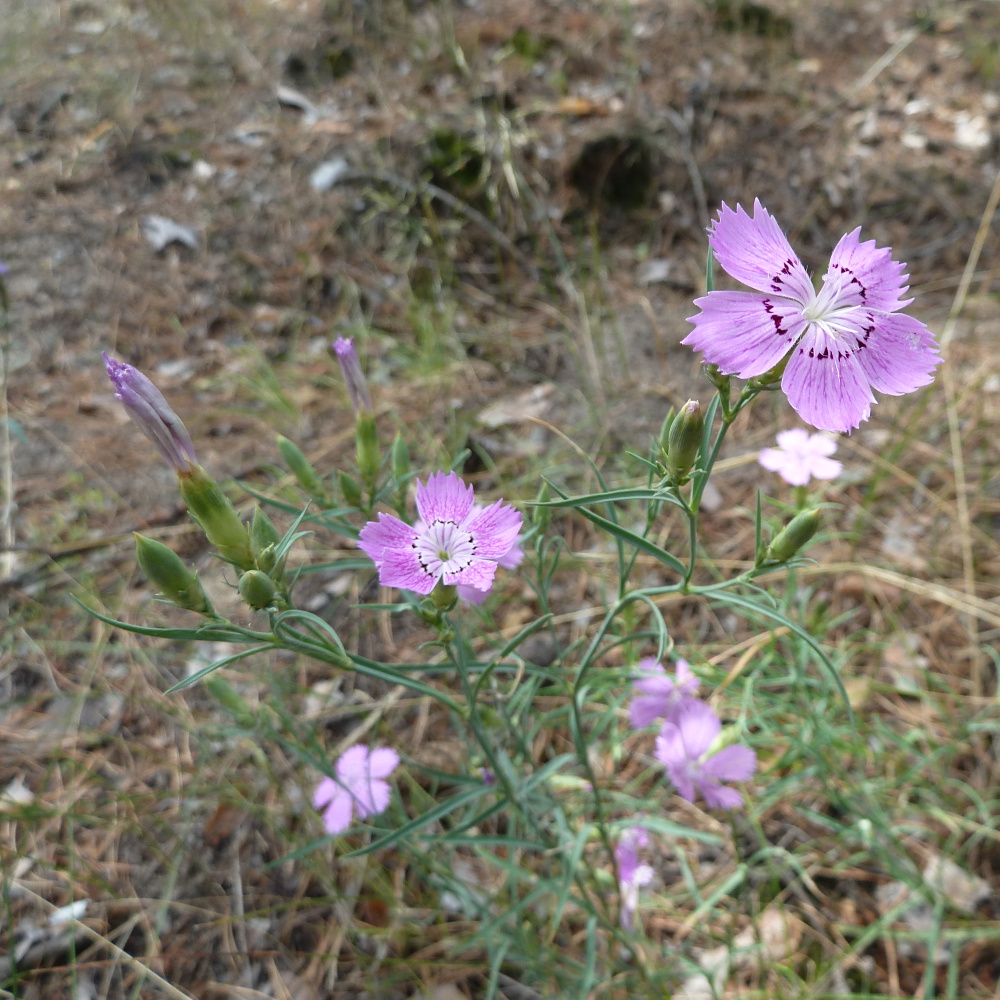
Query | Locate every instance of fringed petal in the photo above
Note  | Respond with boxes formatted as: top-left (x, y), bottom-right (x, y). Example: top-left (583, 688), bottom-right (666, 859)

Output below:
top-left (684, 291), bottom-right (807, 379)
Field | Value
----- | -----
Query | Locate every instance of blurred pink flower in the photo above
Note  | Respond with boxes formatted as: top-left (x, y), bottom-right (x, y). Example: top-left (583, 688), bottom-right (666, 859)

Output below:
top-left (683, 199), bottom-right (940, 432)
top-left (758, 428), bottom-right (842, 486)
top-left (615, 825), bottom-right (654, 930)
top-left (629, 657), bottom-right (699, 728)
top-left (313, 744), bottom-right (400, 835)
top-left (655, 701), bottom-right (756, 810)
top-left (358, 471), bottom-right (521, 597)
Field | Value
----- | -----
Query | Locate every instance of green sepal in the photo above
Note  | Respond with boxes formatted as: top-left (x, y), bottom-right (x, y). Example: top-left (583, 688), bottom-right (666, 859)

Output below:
top-left (355, 410), bottom-right (380, 495)
top-left (177, 464), bottom-right (254, 570)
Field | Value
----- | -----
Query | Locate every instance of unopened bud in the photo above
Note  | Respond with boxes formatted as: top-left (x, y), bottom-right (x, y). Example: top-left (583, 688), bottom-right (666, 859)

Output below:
top-left (255, 543), bottom-right (278, 574)
top-left (204, 675), bottom-right (255, 727)
top-left (177, 465), bottom-right (254, 570)
top-left (666, 400), bottom-right (704, 479)
top-left (134, 533), bottom-right (214, 615)
top-left (276, 435), bottom-right (327, 500)
top-left (103, 354), bottom-right (197, 472)
top-left (250, 507), bottom-right (281, 562)
top-left (238, 569), bottom-right (276, 610)
top-left (331, 336), bottom-right (373, 414)
top-left (767, 508), bottom-right (821, 562)
top-left (391, 432), bottom-right (409, 483)
top-left (337, 469), bottom-right (363, 508)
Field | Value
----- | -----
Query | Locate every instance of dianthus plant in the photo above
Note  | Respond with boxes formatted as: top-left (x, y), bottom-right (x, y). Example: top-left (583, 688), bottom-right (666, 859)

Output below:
top-left (85, 204), bottom-right (940, 996)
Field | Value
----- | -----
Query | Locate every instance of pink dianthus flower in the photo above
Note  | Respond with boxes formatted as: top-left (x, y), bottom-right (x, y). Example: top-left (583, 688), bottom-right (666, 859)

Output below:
top-left (655, 700), bottom-right (756, 811)
top-left (758, 428), bottom-right (842, 486)
top-left (313, 744), bottom-right (400, 835)
top-left (358, 471), bottom-right (522, 597)
top-left (615, 825), bottom-right (654, 930)
top-left (629, 657), bottom-right (700, 728)
top-left (683, 199), bottom-right (941, 433)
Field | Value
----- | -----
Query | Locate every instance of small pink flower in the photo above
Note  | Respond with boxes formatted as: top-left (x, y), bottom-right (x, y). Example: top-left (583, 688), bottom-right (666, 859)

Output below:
top-left (313, 744), bottom-right (400, 835)
top-left (615, 826), bottom-right (654, 930)
top-left (358, 472), bottom-right (522, 597)
top-left (629, 657), bottom-right (699, 728)
top-left (655, 701), bottom-right (756, 810)
top-left (759, 428), bottom-right (843, 487)
top-left (683, 199), bottom-right (941, 432)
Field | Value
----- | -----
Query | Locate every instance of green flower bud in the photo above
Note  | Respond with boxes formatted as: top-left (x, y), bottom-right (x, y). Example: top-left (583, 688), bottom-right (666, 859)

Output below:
top-left (276, 435), bottom-right (327, 500)
top-left (666, 400), bottom-right (704, 480)
top-left (253, 543), bottom-right (276, 574)
top-left (356, 410), bottom-right (380, 495)
top-left (658, 406), bottom-right (676, 458)
top-left (337, 469), bottom-right (363, 508)
top-left (238, 569), bottom-right (277, 610)
top-left (204, 675), bottom-right (256, 727)
top-left (134, 532), bottom-right (214, 615)
top-left (250, 506), bottom-right (281, 559)
top-left (767, 508), bottom-right (821, 562)
top-left (177, 464), bottom-right (254, 570)
top-left (391, 431), bottom-right (409, 484)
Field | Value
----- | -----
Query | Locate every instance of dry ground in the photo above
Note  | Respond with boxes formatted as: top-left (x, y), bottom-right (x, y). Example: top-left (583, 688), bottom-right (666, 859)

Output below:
top-left (3, 0), bottom-right (1000, 996)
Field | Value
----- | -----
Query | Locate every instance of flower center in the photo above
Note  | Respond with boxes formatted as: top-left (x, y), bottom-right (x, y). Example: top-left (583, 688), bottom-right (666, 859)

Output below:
top-left (413, 519), bottom-right (476, 578)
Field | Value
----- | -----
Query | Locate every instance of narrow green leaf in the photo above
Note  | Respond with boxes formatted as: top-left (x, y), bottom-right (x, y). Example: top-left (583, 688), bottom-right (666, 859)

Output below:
top-left (571, 507), bottom-right (686, 577)
top-left (166, 643), bottom-right (282, 693)
top-left (342, 784), bottom-right (491, 858)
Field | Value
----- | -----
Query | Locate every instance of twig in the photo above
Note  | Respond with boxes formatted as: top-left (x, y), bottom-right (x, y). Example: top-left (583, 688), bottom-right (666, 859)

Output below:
top-left (11, 882), bottom-right (197, 1000)
top-left (792, 25), bottom-right (923, 134)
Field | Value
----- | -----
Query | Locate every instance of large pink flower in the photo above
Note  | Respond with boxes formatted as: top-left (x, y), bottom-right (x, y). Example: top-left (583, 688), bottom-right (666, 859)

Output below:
top-left (683, 200), bottom-right (941, 433)
top-left (313, 744), bottom-right (400, 835)
top-left (358, 471), bottom-right (522, 596)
